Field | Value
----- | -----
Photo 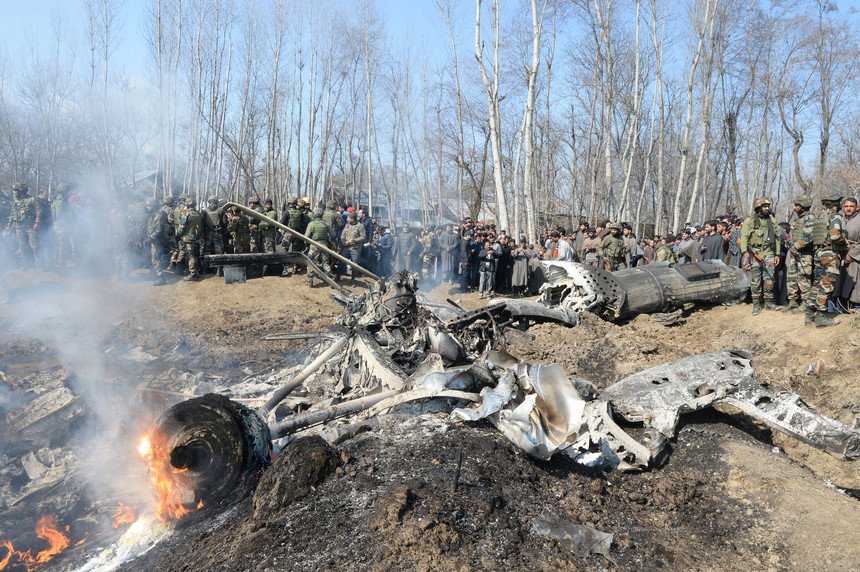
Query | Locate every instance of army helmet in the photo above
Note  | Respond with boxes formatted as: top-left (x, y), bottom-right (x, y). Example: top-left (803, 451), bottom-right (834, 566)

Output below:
top-left (313, 207), bottom-right (323, 217)
top-left (752, 197), bottom-right (772, 210)
top-left (185, 197), bottom-right (196, 207)
top-left (287, 196), bottom-right (297, 205)
top-left (11, 181), bottom-right (28, 197)
top-left (297, 198), bottom-right (307, 208)
top-left (207, 195), bottom-right (219, 205)
top-left (821, 189), bottom-right (843, 204)
top-left (793, 194), bottom-right (813, 209)
top-left (161, 196), bottom-right (175, 206)
top-left (249, 196), bottom-right (261, 205)
top-left (609, 222), bottom-right (622, 231)
top-left (326, 200), bottom-right (336, 209)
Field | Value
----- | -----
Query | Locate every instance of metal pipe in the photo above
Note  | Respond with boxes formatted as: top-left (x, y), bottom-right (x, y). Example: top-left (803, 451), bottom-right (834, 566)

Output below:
top-left (257, 335), bottom-right (349, 416)
top-left (269, 390), bottom-right (399, 439)
top-left (224, 202), bottom-right (382, 281)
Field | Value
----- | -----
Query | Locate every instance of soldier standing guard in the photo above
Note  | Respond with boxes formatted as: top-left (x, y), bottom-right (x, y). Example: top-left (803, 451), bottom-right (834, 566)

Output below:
top-left (600, 222), bottom-right (626, 271)
top-left (304, 207), bottom-right (335, 287)
top-left (741, 197), bottom-right (783, 315)
top-left (806, 191), bottom-right (846, 327)
top-left (178, 197), bottom-right (204, 281)
top-left (146, 197), bottom-right (174, 285)
top-left (4, 182), bottom-right (42, 268)
top-left (786, 195), bottom-right (814, 316)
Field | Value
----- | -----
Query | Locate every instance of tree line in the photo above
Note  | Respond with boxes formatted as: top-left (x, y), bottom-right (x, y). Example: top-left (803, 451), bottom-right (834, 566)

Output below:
top-left (0, 0), bottom-right (857, 237)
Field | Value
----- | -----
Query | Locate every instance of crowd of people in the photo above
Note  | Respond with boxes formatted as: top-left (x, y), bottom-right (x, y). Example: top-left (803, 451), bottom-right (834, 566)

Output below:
top-left (3, 180), bottom-right (859, 326)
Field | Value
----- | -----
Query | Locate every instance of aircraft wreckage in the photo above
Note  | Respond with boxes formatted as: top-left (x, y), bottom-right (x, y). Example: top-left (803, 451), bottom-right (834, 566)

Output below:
top-left (144, 210), bottom-right (859, 516)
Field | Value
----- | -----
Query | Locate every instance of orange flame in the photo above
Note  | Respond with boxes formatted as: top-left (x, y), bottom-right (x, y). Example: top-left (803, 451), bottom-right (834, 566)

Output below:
top-left (138, 431), bottom-right (200, 522)
top-left (0, 516), bottom-right (70, 571)
top-left (111, 502), bottom-right (137, 529)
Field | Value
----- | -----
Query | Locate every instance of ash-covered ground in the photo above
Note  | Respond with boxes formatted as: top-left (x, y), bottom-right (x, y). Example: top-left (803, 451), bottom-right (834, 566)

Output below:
top-left (0, 270), bottom-right (858, 571)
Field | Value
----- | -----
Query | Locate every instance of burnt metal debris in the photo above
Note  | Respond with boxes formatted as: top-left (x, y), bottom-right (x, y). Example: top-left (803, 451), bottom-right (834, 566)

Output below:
top-left (143, 268), bottom-right (859, 512)
top-left (539, 260), bottom-right (750, 320)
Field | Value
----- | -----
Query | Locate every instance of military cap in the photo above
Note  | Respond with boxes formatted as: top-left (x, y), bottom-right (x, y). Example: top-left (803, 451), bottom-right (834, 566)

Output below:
top-left (609, 222), bottom-right (622, 231)
top-left (347, 211), bottom-right (356, 220)
top-left (793, 194), bottom-right (812, 208)
top-left (313, 207), bottom-right (323, 217)
top-left (752, 197), bottom-right (771, 209)
top-left (287, 196), bottom-right (297, 205)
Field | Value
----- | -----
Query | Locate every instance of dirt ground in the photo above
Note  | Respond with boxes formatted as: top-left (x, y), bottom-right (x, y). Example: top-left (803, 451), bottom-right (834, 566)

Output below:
top-left (0, 268), bottom-right (858, 571)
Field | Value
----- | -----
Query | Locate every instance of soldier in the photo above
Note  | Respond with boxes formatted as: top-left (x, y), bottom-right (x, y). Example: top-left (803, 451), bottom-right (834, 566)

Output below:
top-left (226, 206), bottom-right (251, 254)
top-left (580, 228), bottom-right (601, 267)
top-left (340, 211), bottom-right (365, 284)
top-left (260, 198), bottom-right (278, 253)
top-left (741, 197), bottom-right (782, 315)
top-left (601, 222), bottom-right (626, 271)
top-left (805, 191), bottom-right (846, 327)
top-left (786, 194), bottom-right (814, 315)
top-left (304, 207), bottom-right (335, 287)
top-left (655, 234), bottom-right (677, 265)
top-left (282, 196), bottom-right (307, 276)
top-left (52, 183), bottom-right (74, 268)
top-left (397, 223), bottom-right (416, 272)
top-left (177, 197), bottom-right (204, 281)
top-left (146, 197), bottom-right (174, 285)
top-left (3, 182), bottom-right (41, 268)
top-left (168, 196), bottom-right (188, 273)
top-left (420, 229), bottom-right (440, 281)
top-left (203, 196), bottom-right (227, 275)
top-left (247, 196), bottom-right (264, 253)
top-left (322, 200), bottom-right (342, 238)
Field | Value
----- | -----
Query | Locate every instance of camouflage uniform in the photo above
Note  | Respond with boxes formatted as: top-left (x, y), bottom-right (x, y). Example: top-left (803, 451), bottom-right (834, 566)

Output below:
top-left (178, 198), bottom-right (204, 280)
top-left (259, 201), bottom-right (279, 254)
top-left (170, 197), bottom-right (188, 271)
top-left (146, 198), bottom-right (174, 285)
top-left (226, 208), bottom-right (251, 253)
top-left (247, 197), bottom-right (264, 253)
top-left (282, 197), bottom-right (307, 276)
top-left (741, 198), bottom-right (781, 314)
top-left (304, 208), bottom-right (335, 286)
top-left (655, 239), bottom-right (677, 266)
top-left (420, 233), bottom-right (440, 280)
top-left (5, 183), bottom-right (41, 267)
top-left (786, 196), bottom-right (814, 312)
top-left (322, 201), bottom-right (342, 238)
top-left (203, 198), bottom-right (226, 257)
top-left (807, 192), bottom-right (846, 327)
top-left (600, 224), bottom-right (626, 271)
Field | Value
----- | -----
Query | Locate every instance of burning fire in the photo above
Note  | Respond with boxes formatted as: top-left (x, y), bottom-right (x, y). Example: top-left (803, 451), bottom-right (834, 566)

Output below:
top-left (111, 502), bottom-right (137, 529)
top-left (0, 516), bottom-right (70, 571)
top-left (138, 431), bottom-right (201, 522)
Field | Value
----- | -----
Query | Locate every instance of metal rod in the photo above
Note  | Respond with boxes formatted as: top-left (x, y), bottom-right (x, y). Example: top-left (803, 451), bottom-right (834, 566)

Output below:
top-left (269, 390), bottom-right (399, 438)
top-left (257, 336), bottom-right (349, 416)
top-left (224, 202), bottom-right (382, 281)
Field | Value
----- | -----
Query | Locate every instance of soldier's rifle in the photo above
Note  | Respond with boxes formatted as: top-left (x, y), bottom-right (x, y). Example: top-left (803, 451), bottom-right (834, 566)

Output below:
top-left (224, 202), bottom-right (382, 282)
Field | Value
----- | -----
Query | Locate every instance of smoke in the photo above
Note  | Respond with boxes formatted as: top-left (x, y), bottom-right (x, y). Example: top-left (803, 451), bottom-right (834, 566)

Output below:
top-left (0, 172), bottom-right (160, 537)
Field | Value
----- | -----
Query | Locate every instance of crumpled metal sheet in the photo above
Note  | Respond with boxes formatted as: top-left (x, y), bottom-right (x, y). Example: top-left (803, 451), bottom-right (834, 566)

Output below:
top-left (452, 363), bottom-right (587, 461)
top-left (601, 349), bottom-right (755, 436)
